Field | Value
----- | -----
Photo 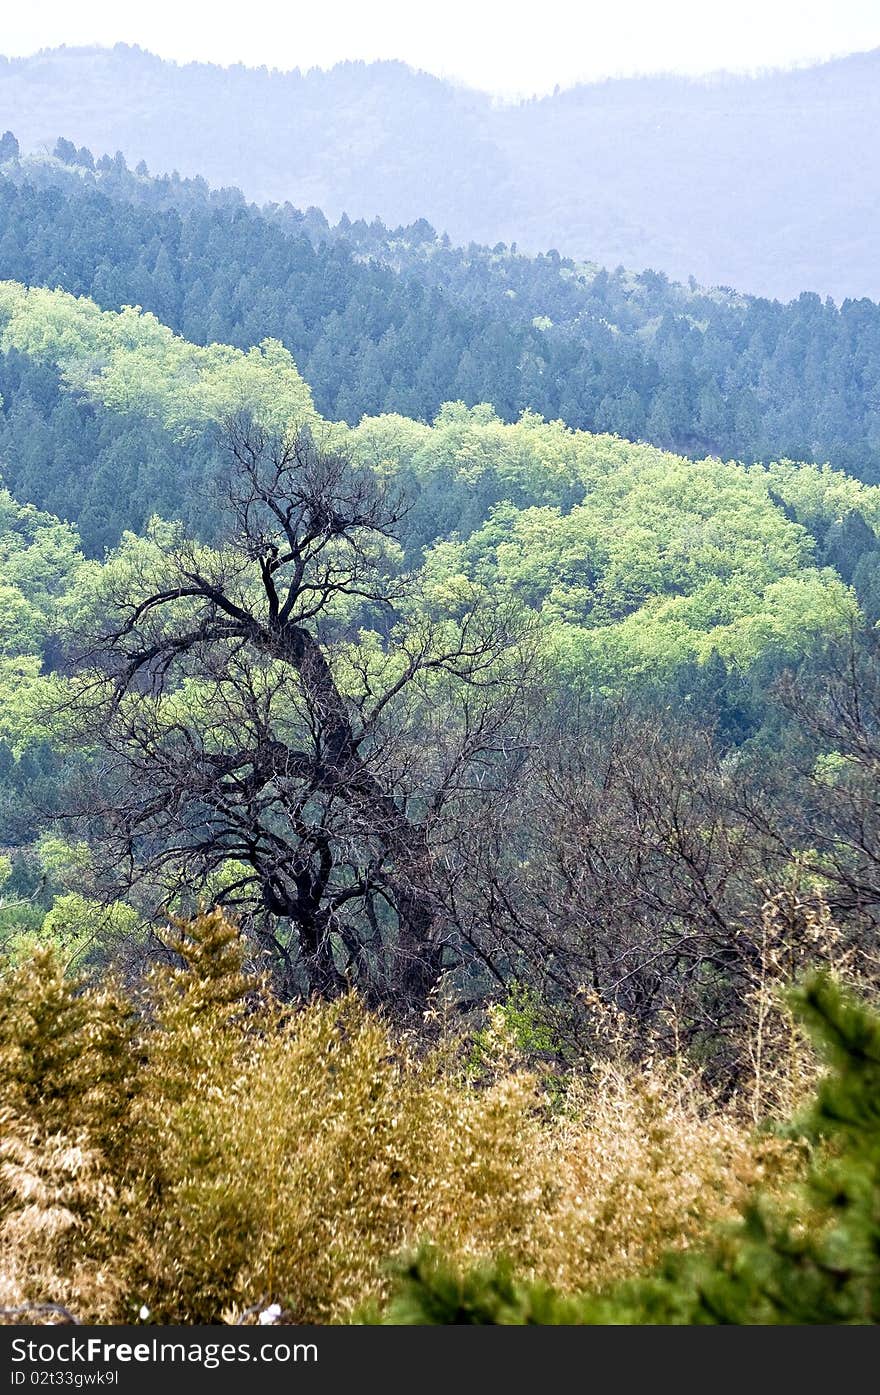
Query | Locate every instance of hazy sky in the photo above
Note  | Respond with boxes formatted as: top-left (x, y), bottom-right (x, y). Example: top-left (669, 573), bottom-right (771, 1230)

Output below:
top-left (6, 0), bottom-right (880, 97)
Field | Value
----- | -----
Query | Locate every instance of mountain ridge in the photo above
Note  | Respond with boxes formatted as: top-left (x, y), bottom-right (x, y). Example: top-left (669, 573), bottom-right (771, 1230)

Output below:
top-left (1, 44), bottom-right (879, 299)
top-left (5, 40), bottom-right (880, 102)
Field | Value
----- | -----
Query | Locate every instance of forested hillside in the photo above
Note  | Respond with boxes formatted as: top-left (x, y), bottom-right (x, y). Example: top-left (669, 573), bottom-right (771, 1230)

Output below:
top-left (4, 145), bottom-right (880, 482)
top-left (1, 278), bottom-right (877, 664)
top-left (2, 44), bottom-right (880, 299)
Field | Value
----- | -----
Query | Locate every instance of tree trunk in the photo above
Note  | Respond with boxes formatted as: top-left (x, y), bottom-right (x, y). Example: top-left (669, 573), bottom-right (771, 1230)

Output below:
top-left (267, 620), bottom-right (447, 1007)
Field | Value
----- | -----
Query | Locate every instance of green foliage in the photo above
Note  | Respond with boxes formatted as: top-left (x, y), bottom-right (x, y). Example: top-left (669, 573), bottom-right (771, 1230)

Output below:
top-left (0, 942), bottom-right (136, 1149)
top-left (0, 287), bottom-right (868, 696)
top-left (377, 1248), bottom-right (587, 1325)
top-left (468, 984), bottom-right (563, 1080)
top-left (0, 282), bottom-right (315, 438)
top-left (420, 444), bottom-right (860, 685)
top-left (0, 487), bottom-right (83, 648)
top-left (35, 894), bottom-right (141, 968)
top-left (496, 983), bottom-right (561, 1057)
top-left (0, 488), bottom-right (85, 767)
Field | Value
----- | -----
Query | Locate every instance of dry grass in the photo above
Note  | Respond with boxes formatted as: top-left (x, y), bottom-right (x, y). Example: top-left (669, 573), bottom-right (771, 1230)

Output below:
top-left (741, 886), bottom-right (856, 1122)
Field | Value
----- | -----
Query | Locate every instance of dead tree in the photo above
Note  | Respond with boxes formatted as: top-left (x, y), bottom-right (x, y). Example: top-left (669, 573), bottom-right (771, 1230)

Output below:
top-left (66, 421), bottom-right (534, 1010)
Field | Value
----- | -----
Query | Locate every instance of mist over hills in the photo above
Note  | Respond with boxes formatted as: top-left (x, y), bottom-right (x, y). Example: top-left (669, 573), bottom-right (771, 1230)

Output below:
top-left (1, 43), bottom-right (879, 300)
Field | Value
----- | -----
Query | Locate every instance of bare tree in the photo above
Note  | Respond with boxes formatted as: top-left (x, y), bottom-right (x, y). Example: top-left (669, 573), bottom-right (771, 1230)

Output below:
top-left (432, 702), bottom-right (779, 1073)
top-left (740, 627), bottom-right (880, 955)
top-left (65, 421), bottom-right (535, 1010)
top-left (441, 656), bottom-right (880, 1076)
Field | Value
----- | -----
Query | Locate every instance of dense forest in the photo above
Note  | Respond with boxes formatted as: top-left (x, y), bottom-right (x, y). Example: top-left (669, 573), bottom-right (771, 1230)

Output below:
top-left (4, 141), bottom-right (880, 485)
top-left (2, 44), bottom-right (880, 299)
top-left (1, 81), bottom-right (879, 1327)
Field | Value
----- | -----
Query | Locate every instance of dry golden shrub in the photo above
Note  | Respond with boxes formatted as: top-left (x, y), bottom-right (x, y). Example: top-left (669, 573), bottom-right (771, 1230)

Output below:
top-left (126, 992), bottom-right (561, 1322)
top-left (0, 910), bottom-right (793, 1324)
top-left (532, 1060), bottom-right (786, 1296)
top-left (741, 886), bottom-right (855, 1123)
top-left (125, 1002), bottom-right (772, 1323)
top-left (0, 1118), bottom-right (122, 1321)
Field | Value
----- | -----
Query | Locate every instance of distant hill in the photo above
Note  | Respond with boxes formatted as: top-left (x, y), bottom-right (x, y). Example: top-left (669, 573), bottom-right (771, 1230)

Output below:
top-left (0, 43), bottom-right (879, 300)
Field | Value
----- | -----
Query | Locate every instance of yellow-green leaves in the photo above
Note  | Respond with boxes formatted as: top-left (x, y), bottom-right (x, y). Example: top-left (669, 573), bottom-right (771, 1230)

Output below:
top-left (421, 452), bottom-right (860, 686)
top-left (0, 284), bottom-right (316, 438)
top-left (0, 282), bottom-right (874, 695)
